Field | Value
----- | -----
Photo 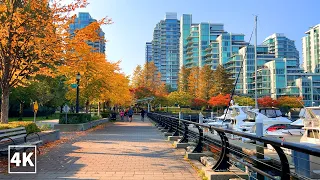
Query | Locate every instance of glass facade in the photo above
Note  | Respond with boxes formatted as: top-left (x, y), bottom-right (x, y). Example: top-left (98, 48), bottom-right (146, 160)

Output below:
top-left (145, 42), bottom-right (152, 63)
top-left (263, 33), bottom-right (299, 66)
top-left (303, 24), bottom-right (320, 73)
top-left (69, 12), bottom-right (105, 54)
top-left (151, 13), bottom-right (180, 89)
top-left (180, 14), bottom-right (225, 70)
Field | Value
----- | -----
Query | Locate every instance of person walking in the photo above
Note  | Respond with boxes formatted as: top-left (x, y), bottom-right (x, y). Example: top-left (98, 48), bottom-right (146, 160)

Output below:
top-left (140, 108), bottom-right (146, 122)
top-left (128, 107), bottom-right (134, 122)
top-left (120, 110), bottom-right (125, 121)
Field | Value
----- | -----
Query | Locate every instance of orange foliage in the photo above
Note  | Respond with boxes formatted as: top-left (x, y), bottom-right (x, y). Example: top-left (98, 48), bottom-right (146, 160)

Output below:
top-left (278, 96), bottom-right (303, 108)
top-left (257, 96), bottom-right (279, 107)
top-left (0, 0), bottom-right (91, 123)
top-left (208, 94), bottom-right (231, 107)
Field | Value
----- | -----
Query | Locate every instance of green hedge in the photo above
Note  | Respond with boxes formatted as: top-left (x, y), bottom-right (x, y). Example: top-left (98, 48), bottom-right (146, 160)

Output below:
top-left (59, 113), bottom-right (91, 124)
top-left (100, 112), bottom-right (111, 118)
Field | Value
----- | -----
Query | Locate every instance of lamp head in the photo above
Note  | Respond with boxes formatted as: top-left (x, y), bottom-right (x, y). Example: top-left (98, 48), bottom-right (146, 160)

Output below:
top-left (76, 72), bottom-right (81, 80)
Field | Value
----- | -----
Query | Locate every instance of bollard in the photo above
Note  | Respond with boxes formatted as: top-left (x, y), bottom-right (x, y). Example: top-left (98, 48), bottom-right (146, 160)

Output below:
top-left (211, 111), bottom-right (214, 121)
top-left (199, 112), bottom-right (204, 124)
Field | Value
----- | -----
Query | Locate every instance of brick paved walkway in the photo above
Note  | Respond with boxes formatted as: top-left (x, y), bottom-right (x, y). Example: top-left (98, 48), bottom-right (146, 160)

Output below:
top-left (1, 116), bottom-right (199, 180)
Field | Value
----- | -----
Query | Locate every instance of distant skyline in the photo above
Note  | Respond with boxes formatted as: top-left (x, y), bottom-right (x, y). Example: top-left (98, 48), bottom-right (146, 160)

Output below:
top-left (75, 0), bottom-right (320, 76)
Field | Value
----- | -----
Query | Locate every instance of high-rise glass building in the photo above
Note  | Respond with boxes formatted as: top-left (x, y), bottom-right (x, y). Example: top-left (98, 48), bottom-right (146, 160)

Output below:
top-left (225, 45), bottom-right (275, 94)
top-left (302, 24), bottom-right (320, 73)
top-left (263, 33), bottom-right (299, 66)
top-left (69, 12), bottom-right (105, 54)
top-left (151, 12), bottom-right (180, 89)
top-left (145, 42), bottom-right (153, 63)
top-left (180, 14), bottom-right (226, 69)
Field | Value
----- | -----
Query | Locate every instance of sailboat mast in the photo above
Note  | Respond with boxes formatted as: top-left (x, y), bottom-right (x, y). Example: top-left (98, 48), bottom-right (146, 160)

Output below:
top-left (254, 15), bottom-right (258, 109)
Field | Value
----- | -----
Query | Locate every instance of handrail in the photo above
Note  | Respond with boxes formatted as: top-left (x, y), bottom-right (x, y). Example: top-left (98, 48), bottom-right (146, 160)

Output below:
top-left (148, 112), bottom-right (320, 180)
top-left (151, 112), bottom-right (320, 157)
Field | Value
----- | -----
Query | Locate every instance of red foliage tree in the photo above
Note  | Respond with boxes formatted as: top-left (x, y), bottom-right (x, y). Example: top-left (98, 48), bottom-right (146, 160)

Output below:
top-left (208, 94), bottom-right (231, 107)
top-left (191, 98), bottom-right (208, 109)
top-left (257, 96), bottom-right (279, 107)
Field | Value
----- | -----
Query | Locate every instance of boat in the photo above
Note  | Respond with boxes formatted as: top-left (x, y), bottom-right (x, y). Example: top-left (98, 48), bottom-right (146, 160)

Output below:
top-left (239, 107), bottom-right (292, 135)
top-left (300, 107), bottom-right (320, 144)
top-left (206, 105), bottom-right (252, 130)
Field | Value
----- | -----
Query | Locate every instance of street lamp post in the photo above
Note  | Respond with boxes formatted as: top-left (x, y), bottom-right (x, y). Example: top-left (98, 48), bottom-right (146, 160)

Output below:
top-left (76, 72), bottom-right (81, 113)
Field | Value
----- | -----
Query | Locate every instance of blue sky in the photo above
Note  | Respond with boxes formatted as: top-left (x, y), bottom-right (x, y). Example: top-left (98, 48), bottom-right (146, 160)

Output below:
top-left (76, 0), bottom-right (319, 76)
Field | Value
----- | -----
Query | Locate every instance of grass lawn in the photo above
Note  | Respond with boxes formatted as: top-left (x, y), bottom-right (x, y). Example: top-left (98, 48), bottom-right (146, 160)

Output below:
top-left (8, 114), bottom-right (59, 122)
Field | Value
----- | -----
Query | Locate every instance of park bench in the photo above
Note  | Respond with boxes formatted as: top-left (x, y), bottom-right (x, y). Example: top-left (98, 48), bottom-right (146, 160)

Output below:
top-left (0, 127), bottom-right (42, 155)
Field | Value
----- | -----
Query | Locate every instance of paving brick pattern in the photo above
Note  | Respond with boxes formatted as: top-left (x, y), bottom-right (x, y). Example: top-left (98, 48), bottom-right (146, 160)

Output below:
top-left (1, 116), bottom-right (199, 180)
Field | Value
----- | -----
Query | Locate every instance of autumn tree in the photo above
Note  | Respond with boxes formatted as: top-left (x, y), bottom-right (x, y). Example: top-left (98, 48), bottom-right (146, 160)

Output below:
top-left (187, 67), bottom-right (199, 97)
top-left (178, 66), bottom-right (190, 92)
top-left (191, 98), bottom-right (208, 110)
top-left (210, 65), bottom-right (234, 96)
top-left (131, 62), bottom-right (167, 101)
top-left (131, 65), bottom-right (143, 88)
top-left (278, 96), bottom-right (303, 113)
top-left (167, 91), bottom-right (192, 106)
top-left (233, 96), bottom-right (255, 106)
top-left (198, 65), bottom-right (215, 100)
top-left (208, 94), bottom-right (231, 107)
top-left (257, 96), bottom-right (279, 107)
top-left (0, 0), bottom-right (88, 123)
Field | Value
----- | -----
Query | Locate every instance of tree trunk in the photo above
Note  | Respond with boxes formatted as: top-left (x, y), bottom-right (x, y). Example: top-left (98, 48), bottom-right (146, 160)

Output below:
top-left (1, 86), bottom-right (10, 124)
top-left (85, 100), bottom-right (89, 113)
top-left (18, 101), bottom-right (23, 120)
top-left (98, 102), bottom-right (100, 116)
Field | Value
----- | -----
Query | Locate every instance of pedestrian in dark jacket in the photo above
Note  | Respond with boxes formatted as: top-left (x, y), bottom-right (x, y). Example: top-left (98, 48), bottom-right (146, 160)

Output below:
top-left (140, 109), bottom-right (145, 122)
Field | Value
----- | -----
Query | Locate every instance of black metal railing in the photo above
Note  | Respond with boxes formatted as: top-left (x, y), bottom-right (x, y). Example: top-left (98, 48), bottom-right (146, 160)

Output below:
top-left (148, 112), bottom-right (320, 180)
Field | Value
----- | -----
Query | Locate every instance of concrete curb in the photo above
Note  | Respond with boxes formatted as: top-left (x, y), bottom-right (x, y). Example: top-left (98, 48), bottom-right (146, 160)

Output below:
top-left (54, 118), bottom-right (109, 132)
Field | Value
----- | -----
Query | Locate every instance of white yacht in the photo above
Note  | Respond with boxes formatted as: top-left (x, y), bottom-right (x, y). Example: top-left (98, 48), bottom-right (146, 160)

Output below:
top-left (239, 107), bottom-right (292, 135)
top-left (206, 105), bottom-right (252, 130)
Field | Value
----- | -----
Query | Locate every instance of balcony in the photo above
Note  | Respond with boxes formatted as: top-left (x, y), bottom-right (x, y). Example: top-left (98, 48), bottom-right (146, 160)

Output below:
top-left (205, 47), bottom-right (213, 51)
top-left (186, 56), bottom-right (193, 60)
top-left (205, 58), bottom-right (212, 63)
top-left (187, 51), bottom-right (193, 55)
top-left (186, 61), bottom-right (193, 66)
top-left (187, 41), bottom-right (193, 45)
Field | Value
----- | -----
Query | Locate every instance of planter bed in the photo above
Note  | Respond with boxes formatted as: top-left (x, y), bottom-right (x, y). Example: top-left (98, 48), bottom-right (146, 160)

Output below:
top-left (54, 118), bottom-right (109, 132)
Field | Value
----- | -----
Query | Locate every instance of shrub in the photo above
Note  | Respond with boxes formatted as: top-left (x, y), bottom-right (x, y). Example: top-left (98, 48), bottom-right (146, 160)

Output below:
top-left (25, 123), bottom-right (41, 134)
top-left (101, 112), bottom-right (111, 118)
top-left (0, 122), bottom-right (40, 134)
top-left (91, 114), bottom-right (102, 121)
top-left (39, 124), bottom-right (53, 131)
top-left (59, 113), bottom-right (91, 124)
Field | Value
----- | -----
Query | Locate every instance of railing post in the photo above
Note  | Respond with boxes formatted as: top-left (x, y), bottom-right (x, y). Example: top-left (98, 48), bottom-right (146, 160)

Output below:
top-left (167, 117), bottom-right (173, 132)
top-left (271, 144), bottom-right (290, 180)
top-left (192, 125), bottom-right (203, 153)
top-left (172, 116), bottom-right (179, 136)
top-left (212, 131), bottom-right (230, 172)
top-left (178, 122), bottom-right (189, 143)
top-left (164, 117), bottom-right (169, 129)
